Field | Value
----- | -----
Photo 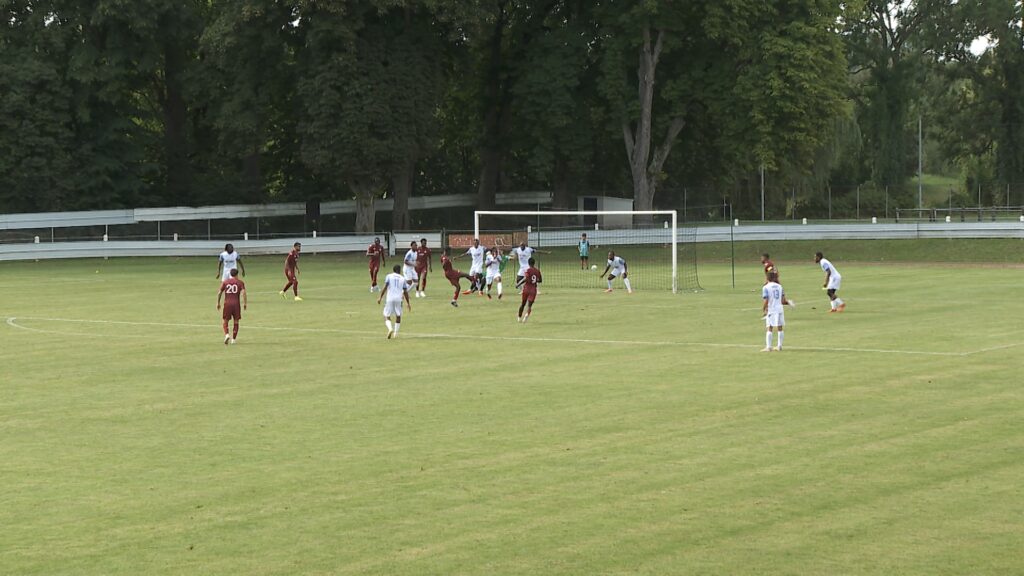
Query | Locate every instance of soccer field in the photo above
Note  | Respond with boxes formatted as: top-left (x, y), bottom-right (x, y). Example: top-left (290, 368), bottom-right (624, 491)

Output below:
top-left (2, 249), bottom-right (1022, 575)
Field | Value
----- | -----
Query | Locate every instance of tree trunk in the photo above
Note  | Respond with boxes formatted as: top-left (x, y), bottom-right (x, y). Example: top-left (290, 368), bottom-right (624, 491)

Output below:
top-left (391, 153), bottom-right (415, 231)
top-left (353, 180), bottom-right (379, 233)
top-left (551, 157), bottom-right (572, 226)
top-left (477, 5), bottom-right (509, 211)
top-left (621, 24), bottom-right (684, 225)
top-left (242, 146), bottom-right (261, 202)
top-left (163, 38), bottom-right (191, 204)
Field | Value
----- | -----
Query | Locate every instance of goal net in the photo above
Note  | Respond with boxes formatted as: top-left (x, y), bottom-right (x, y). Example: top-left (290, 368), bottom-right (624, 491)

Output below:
top-left (444, 210), bottom-right (701, 293)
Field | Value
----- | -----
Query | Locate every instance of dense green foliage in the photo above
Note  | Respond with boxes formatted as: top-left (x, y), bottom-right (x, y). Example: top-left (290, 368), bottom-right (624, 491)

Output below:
top-left (2, 1), bottom-right (1023, 224)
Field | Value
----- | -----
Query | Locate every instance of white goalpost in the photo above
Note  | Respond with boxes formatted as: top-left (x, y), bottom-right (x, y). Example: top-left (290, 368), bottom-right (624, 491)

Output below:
top-left (474, 210), bottom-right (679, 294)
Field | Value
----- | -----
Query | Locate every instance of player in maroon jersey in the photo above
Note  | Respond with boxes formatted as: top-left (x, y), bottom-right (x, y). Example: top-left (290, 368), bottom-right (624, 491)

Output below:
top-left (217, 268), bottom-right (247, 345)
top-left (279, 242), bottom-right (302, 301)
top-left (516, 257), bottom-right (542, 323)
top-left (761, 253), bottom-right (778, 283)
top-left (366, 237), bottom-right (386, 292)
top-left (441, 248), bottom-right (473, 307)
top-left (415, 237), bottom-right (433, 298)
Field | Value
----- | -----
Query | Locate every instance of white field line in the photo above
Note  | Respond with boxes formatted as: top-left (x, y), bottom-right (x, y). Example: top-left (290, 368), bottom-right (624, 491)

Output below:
top-left (3, 315), bottom-right (998, 357)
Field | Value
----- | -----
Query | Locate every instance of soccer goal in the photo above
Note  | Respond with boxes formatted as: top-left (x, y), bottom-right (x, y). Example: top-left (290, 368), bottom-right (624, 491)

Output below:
top-left (452, 210), bottom-right (701, 294)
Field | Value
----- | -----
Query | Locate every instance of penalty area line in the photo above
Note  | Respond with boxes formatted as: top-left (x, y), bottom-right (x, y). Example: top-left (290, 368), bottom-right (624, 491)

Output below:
top-left (2, 315), bottom-right (971, 357)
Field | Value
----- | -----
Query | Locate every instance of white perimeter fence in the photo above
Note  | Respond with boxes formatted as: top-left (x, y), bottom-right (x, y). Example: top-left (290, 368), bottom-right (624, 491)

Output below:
top-left (1, 220), bottom-right (1022, 261)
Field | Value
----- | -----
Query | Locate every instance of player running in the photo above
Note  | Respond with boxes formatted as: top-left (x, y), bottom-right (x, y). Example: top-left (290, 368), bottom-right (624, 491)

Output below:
top-left (402, 241), bottom-right (419, 288)
top-left (279, 242), bottom-right (302, 301)
top-left (815, 251), bottom-right (845, 312)
top-left (579, 233), bottom-right (590, 269)
top-left (441, 248), bottom-right (474, 307)
top-left (378, 264), bottom-right (412, 339)
top-left (516, 257), bottom-right (542, 323)
top-left (415, 237), bottom-right (433, 298)
top-left (217, 268), bottom-right (247, 345)
top-left (366, 237), bottom-right (386, 292)
top-left (761, 253), bottom-right (777, 282)
top-left (599, 251), bottom-right (632, 293)
top-left (457, 238), bottom-right (487, 295)
top-left (761, 271), bottom-right (792, 352)
top-left (216, 243), bottom-right (245, 282)
top-left (484, 246), bottom-right (504, 300)
top-left (510, 241), bottom-right (550, 290)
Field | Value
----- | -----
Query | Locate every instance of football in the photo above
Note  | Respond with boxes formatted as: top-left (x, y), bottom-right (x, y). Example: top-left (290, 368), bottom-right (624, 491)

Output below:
top-left (591, 265), bottom-right (597, 270)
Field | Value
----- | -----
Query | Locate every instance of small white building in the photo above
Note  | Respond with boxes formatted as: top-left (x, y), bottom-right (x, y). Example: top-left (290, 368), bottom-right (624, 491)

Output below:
top-left (577, 196), bottom-right (634, 228)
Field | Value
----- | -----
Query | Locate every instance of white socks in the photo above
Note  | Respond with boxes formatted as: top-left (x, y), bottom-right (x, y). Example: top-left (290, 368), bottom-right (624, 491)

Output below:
top-left (497, 282), bottom-right (503, 296)
top-left (385, 319), bottom-right (393, 332)
top-left (624, 278), bottom-right (632, 292)
top-left (765, 331), bottom-right (784, 349)
top-left (607, 279), bottom-right (613, 289)
top-left (836, 298), bottom-right (844, 306)
top-left (830, 300), bottom-right (837, 310)
top-left (393, 321), bottom-right (401, 335)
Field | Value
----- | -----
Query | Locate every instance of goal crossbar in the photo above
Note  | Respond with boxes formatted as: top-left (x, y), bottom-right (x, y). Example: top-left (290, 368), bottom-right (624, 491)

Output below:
top-left (474, 210), bottom-right (678, 294)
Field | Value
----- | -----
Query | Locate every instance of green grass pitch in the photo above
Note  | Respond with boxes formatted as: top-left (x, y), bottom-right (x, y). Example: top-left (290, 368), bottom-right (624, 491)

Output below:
top-left (1, 242), bottom-right (1022, 575)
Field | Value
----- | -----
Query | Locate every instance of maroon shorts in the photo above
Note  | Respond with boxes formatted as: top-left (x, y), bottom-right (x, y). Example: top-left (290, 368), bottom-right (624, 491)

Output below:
top-left (369, 262), bottom-right (380, 271)
top-left (416, 266), bottom-right (428, 277)
top-left (521, 290), bottom-right (537, 304)
top-left (285, 269), bottom-right (297, 281)
top-left (446, 273), bottom-right (461, 287)
top-left (222, 304), bottom-right (241, 321)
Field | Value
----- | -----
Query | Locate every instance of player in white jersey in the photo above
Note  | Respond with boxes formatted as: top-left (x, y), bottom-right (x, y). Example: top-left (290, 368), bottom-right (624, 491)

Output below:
top-left (457, 238), bottom-right (487, 294)
top-left (484, 246), bottom-right (504, 300)
top-left (598, 251), bottom-right (632, 293)
top-left (403, 241), bottom-right (419, 286)
top-left (761, 271), bottom-right (793, 351)
top-left (216, 243), bottom-right (245, 281)
top-left (510, 241), bottom-right (550, 290)
top-left (378, 264), bottom-right (412, 339)
top-left (815, 251), bottom-right (845, 312)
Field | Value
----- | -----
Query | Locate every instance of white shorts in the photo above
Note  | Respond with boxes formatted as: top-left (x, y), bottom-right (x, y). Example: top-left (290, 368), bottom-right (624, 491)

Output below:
top-left (221, 268), bottom-right (236, 281)
top-left (404, 266), bottom-right (418, 282)
top-left (383, 300), bottom-right (403, 318)
top-left (610, 268), bottom-right (626, 278)
top-left (517, 266), bottom-right (528, 278)
top-left (765, 312), bottom-right (785, 328)
top-left (469, 264), bottom-right (484, 276)
top-left (827, 275), bottom-right (842, 291)
top-left (486, 269), bottom-right (501, 284)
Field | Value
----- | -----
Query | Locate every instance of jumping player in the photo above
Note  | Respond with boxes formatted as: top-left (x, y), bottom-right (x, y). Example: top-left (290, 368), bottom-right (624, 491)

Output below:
top-left (441, 248), bottom-right (474, 307)
top-left (761, 271), bottom-right (790, 352)
top-left (516, 257), bottom-right (542, 323)
top-left (217, 268), bottom-right (247, 345)
top-left (579, 233), bottom-right (590, 269)
top-left (599, 251), bottom-right (632, 293)
top-left (761, 253), bottom-right (777, 282)
top-left (484, 246), bottom-right (504, 300)
top-left (403, 241), bottom-right (419, 288)
top-left (378, 264), bottom-right (412, 339)
top-left (366, 237), bottom-right (386, 292)
top-left (815, 251), bottom-right (845, 312)
top-left (279, 242), bottom-right (302, 301)
top-left (457, 238), bottom-right (487, 294)
top-left (216, 243), bottom-right (245, 282)
top-left (510, 241), bottom-right (550, 289)
top-left (415, 237), bottom-right (433, 298)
